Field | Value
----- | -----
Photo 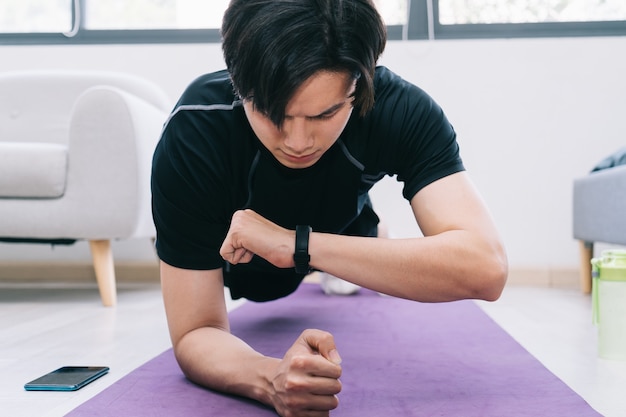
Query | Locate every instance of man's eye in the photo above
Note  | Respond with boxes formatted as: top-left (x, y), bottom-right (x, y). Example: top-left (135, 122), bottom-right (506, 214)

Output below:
top-left (310, 112), bottom-right (336, 121)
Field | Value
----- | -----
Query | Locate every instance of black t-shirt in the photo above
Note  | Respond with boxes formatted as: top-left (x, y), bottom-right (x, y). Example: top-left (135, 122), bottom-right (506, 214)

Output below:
top-left (151, 66), bottom-right (464, 299)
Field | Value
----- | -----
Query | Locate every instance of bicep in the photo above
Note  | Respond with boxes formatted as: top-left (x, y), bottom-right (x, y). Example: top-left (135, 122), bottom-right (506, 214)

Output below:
top-left (410, 171), bottom-right (499, 238)
top-left (160, 261), bottom-right (229, 347)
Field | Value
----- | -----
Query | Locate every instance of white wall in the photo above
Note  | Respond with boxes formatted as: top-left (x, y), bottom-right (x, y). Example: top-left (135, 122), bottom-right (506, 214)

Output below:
top-left (1, 36), bottom-right (625, 269)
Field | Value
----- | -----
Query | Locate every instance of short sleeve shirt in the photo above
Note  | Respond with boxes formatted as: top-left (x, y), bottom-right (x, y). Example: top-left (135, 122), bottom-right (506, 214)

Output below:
top-left (151, 66), bottom-right (464, 272)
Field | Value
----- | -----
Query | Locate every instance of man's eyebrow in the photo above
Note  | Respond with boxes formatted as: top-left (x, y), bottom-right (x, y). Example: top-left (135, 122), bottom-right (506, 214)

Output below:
top-left (311, 102), bottom-right (348, 118)
top-left (284, 101), bottom-right (349, 119)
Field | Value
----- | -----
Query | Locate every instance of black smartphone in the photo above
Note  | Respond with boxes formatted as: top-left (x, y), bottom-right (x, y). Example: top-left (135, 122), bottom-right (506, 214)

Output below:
top-left (24, 366), bottom-right (110, 391)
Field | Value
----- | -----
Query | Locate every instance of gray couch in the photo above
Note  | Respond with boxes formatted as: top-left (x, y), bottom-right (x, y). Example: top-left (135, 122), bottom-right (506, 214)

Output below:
top-left (573, 155), bottom-right (626, 293)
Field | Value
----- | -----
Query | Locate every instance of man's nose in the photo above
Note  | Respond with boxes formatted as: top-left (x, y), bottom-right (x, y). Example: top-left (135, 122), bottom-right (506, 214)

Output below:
top-left (283, 118), bottom-right (313, 153)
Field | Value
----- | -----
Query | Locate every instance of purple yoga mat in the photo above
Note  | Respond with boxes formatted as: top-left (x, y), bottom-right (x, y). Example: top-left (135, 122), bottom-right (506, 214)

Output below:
top-left (66, 284), bottom-right (601, 416)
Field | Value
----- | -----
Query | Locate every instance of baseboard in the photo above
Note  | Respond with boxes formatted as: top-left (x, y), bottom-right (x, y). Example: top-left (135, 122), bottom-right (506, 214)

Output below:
top-left (0, 261), bottom-right (160, 284)
top-left (505, 267), bottom-right (581, 290)
top-left (0, 262), bottom-right (582, 290)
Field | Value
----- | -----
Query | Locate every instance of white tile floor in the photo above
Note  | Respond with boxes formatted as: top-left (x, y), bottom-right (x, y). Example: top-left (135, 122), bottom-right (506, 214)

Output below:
top-left (1, 282), bottom-right (624, 417)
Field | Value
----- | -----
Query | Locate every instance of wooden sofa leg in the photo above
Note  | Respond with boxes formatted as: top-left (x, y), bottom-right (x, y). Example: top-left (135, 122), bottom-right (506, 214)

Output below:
top-left (578, 240), bottom-right (593, 294)
top-left (89, 239), bottom-right (117, 307)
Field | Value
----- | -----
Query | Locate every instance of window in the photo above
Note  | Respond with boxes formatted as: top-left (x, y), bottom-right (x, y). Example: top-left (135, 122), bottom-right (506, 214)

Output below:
top-left (83, 0), bottom-right (229, 30)
top-left (0, 0), bottom-right (72, 33)
top-left (1, 0), bottom-right (625, 44)
top-left (0, 0), bottom-right (408, 44)
top-left (432, 0), bottom-right (626, 38)
top-left (438, 0), bottom-right (626, 24)
top-left (81, 0), bottom-right (406, 30)
top-left (374, 0), bottom-right (409, 26)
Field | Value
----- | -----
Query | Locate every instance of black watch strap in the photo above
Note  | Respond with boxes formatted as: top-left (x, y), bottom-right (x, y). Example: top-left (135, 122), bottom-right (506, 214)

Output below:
top-left (294, 225), bottom-right (312, 275)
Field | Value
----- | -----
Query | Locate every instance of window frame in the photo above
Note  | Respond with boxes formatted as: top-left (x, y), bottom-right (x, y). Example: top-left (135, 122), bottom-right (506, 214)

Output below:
top-left (0, 0), bottom-right (625, 45)
top-left (429, 0), bottom-right (626, 39)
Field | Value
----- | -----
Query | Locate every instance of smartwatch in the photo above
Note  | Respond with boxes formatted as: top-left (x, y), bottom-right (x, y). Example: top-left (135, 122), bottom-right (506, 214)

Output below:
top-left (294, 225), bottom-right (312, 275)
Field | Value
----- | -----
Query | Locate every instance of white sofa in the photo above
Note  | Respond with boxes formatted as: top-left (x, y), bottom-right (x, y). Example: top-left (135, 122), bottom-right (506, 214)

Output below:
top-left (0, 70), bottom-right (172, 306)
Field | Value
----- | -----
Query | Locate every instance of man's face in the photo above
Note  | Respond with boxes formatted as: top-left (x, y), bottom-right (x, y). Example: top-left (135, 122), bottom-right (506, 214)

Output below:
top-left (243, 70), bottom-right (356, 169)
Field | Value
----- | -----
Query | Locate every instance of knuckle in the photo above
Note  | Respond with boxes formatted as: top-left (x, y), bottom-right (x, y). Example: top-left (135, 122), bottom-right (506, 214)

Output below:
top-left (303, 328), bottom-right (332, 340)
top-left (282, 375), bottom-right (306, 394)
top-left (319, 330), bottom-right (334, 342)
top-left (289, 354), bottom-right (310, 371)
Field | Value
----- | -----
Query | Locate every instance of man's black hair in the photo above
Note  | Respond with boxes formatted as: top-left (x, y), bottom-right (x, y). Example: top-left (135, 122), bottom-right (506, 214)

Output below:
top-left (222, 0), bottom-right (387, 127)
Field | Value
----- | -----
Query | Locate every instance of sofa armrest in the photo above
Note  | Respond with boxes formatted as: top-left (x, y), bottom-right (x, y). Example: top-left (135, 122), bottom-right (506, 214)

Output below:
top-left (66, 85), bottom-right (168, 239)
top-left (573, 164), bottom-right (626, 246)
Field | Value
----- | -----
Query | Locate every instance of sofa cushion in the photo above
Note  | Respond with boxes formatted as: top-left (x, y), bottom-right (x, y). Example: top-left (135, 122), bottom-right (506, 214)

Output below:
top-left (592, 146), bottom-right (626, 172)
top-left (0, 142), bottom-right (68, 198)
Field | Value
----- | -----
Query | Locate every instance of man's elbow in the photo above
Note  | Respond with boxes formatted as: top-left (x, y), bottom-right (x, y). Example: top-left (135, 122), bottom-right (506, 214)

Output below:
top-left (476, 254), bottom-right (508, 302)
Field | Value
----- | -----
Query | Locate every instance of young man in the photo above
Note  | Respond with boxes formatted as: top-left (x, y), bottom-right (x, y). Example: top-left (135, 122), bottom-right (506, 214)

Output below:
top-left (151, 0), bottom-right (508, 415)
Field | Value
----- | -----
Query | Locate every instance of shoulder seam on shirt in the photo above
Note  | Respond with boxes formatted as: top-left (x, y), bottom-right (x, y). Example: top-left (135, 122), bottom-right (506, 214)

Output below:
top-left (161, 103), bottom-right (238, 133)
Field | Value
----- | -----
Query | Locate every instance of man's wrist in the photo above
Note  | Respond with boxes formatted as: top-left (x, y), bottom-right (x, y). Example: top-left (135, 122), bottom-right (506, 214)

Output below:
top-left (294, 225), bottom-right (312, 274)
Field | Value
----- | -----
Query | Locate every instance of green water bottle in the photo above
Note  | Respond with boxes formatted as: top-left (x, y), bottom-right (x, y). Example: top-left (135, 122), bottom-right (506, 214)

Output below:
top-left (591, 249), bottom-right (626, 360)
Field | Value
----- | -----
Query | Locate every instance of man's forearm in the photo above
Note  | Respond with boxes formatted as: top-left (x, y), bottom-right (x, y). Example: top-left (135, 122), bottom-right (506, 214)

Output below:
top-left (308, 231), bottom-right (507, 302)
top-left (174, 326), bottom-right (279, 406)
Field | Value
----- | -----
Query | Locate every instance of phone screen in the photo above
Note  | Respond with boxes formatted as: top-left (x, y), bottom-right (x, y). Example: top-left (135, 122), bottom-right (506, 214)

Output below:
top-left (24, 366), bottom-right (110, 391)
